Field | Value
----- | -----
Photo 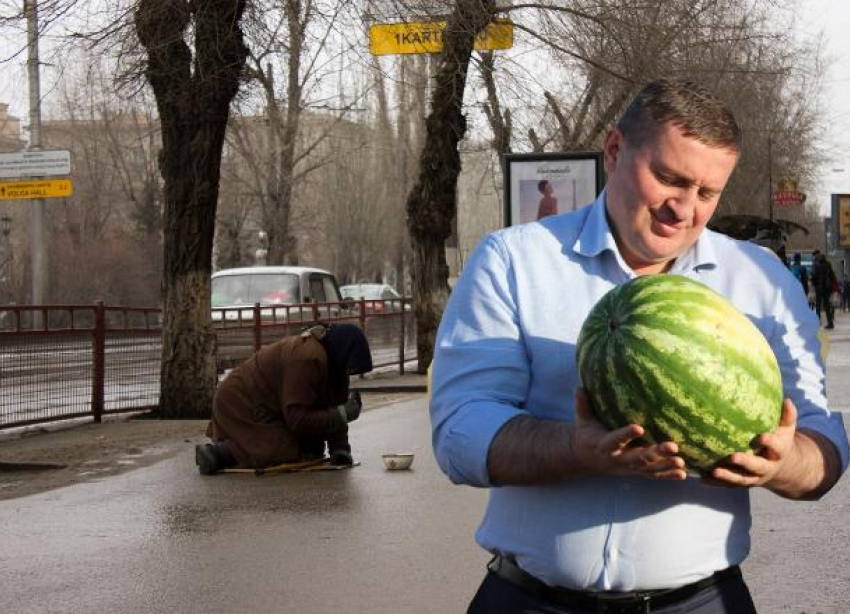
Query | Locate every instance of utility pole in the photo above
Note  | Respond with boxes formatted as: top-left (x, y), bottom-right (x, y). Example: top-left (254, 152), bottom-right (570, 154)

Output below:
top-left (25, 0), bottom-right (47, 310)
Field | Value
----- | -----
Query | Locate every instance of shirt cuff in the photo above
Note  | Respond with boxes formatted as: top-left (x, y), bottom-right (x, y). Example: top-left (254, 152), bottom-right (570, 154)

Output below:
top-left (434, 400), bottom-right (525, 487)
top-left (797, 414), bottom-right (850, 472)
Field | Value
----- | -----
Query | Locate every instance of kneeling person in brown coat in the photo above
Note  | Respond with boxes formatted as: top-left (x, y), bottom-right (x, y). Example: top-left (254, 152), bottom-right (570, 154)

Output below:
top-left (196, 323), bottom-right (373, 475)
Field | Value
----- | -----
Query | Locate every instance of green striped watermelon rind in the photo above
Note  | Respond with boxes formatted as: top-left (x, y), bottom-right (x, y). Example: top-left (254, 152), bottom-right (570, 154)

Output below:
top-left (576, 274), bottom-right (783, 474)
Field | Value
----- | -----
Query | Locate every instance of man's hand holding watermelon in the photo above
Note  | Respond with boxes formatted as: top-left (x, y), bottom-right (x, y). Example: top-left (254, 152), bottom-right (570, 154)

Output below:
top-left (706, 399), bottom-right (842, 499)
top-left (571, 387), bottom-right (840, 499)
top-left (571, 388), bottom-right (688, 481)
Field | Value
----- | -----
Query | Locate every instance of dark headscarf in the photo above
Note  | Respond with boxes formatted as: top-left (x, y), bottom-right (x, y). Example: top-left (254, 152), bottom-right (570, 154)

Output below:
top-left (319, 324), bottom-right (373, 389)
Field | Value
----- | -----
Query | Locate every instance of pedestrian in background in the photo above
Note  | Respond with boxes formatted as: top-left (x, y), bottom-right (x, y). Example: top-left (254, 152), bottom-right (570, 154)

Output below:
top-left (790, 252), bottom-right (809, 298)
top-left (430, 78), bottom-right (848, 614)
top-left (842, 275), bottom-right (850, 312)
top-left (776, 244), bottom-right (789, 267)
top-left (812, 253), bottom-right (836, 329)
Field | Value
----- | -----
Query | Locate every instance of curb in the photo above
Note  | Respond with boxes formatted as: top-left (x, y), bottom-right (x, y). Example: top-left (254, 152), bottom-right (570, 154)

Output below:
top-left (352, 384), bottom-right (428, 393)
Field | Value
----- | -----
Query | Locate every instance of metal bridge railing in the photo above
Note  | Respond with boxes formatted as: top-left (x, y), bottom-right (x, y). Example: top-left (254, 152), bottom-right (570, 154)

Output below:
top-left (0, 298), bottom-right (416, 430)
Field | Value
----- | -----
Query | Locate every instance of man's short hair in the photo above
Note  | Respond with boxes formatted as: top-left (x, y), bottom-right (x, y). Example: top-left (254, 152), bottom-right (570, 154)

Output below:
top-left (617, 78), bottom-right (741, 153)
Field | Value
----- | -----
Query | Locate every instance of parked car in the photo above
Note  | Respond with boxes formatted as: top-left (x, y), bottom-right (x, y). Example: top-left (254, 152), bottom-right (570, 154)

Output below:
top-left (339, 283), bottom-right (406, 314)
top-left (212, 266), bottom-right (346, 322)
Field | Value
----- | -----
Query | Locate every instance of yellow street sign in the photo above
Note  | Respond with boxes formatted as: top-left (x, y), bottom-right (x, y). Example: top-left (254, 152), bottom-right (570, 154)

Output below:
top-left (369, 19), bottom-right (513, 56)
top-left (0, 178), bottom-right (73, 200)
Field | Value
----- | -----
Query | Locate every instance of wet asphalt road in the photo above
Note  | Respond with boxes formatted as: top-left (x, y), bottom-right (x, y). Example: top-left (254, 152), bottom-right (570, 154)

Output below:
top-left (2, 312), bottom-right (850, 613)
top-left (0, 397), bottom-right (489, 614)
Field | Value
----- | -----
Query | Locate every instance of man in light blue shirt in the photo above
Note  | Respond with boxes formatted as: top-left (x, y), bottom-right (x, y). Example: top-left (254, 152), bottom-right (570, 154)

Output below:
top-left (430, 79), bottom-right (848, 613)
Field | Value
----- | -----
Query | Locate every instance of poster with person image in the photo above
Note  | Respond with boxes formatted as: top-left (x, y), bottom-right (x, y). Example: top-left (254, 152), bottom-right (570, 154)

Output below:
top-left (504, 152), bottom-right (605, 227)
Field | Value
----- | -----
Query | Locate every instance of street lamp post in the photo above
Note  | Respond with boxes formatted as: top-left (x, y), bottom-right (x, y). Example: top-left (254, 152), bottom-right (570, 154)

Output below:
top-left (25, 0), bottom-right (47, 309)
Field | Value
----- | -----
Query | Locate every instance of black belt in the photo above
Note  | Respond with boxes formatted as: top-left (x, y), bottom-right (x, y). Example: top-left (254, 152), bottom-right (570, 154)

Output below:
top-left (487, 555), bottom-right (742, 613)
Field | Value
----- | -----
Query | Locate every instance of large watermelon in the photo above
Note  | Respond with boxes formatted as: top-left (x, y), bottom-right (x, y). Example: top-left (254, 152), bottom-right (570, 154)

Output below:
top-left (576, 274), bottom-right (783, 472)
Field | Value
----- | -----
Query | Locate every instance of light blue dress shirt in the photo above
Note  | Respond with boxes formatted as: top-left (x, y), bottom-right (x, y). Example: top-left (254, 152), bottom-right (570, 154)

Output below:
top-left (430, 191), bottom-right (849, 592)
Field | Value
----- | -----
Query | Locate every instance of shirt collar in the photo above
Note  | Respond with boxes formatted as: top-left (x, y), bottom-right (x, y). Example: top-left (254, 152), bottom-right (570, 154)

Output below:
top-left (572, 189), bottom-right (719, 273)
top-left (573, 189), bottom-right (620, 258)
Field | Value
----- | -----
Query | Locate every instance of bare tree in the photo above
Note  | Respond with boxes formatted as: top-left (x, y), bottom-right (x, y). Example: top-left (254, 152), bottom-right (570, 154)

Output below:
top-left (239, 0), bottom-right (312, 264)
top-left (486, 0), bottom-right (824, 218)
top-left (479, 51), bottom-right (511, 154)
top-left (404, 0), bottom-right (496, 372)
top-left (221, 0), bottom-right (369, 266)
top-left (30, 54), bottom-right (162, 305)
top-left (214, 187), bottom-right (256, 270)
top-left (135, 0), bottom-right (249, 417)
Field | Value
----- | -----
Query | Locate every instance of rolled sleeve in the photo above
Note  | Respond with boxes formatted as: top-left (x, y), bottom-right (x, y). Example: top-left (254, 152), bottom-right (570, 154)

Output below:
top-left (767, 267), bottom-right (850, 472)
top-left (430, 235), bottom-right (531, 487)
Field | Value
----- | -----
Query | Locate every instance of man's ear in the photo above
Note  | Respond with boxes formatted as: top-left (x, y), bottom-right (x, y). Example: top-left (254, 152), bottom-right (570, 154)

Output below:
top-left (603, 127), bottom-right (625, 174)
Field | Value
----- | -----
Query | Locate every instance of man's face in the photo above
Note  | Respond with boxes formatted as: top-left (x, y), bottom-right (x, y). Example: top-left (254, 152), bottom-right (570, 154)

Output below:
top-left (602, 122), bottom-right (738, 275)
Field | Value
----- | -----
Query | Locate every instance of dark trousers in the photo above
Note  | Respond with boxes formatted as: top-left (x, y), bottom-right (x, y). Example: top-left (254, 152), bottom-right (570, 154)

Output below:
top-left (815, 291), bottom-right (834, 326)
top-left (468, 571), bottom-right (757, 614)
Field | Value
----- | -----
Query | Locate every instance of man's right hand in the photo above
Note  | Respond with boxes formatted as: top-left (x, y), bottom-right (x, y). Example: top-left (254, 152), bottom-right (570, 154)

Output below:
top-left (571, 388), bottom-right (687, 480)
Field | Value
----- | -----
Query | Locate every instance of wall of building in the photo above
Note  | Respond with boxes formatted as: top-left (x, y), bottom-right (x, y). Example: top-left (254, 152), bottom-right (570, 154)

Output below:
top-left (0, 103), bottom-right (24, 152)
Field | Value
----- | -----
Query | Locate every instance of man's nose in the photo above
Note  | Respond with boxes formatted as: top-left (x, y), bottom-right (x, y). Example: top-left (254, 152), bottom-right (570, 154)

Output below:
top-left (665, 186), bottom-right (700, 214)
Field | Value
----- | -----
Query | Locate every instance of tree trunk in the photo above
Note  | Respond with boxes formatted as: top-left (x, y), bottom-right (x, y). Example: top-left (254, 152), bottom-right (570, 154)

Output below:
top-left (405, 0), bottom-right (495, 373)
top-left (480, 51), bottom-right (512, 154)
top-left (135, 0), bottom-right (248, 418)
top-left (261, 1), bottom-right (305, 265)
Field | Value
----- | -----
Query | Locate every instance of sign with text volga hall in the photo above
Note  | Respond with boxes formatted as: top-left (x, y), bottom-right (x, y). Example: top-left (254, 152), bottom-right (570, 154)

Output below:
top-left (0, 178), bottom-right (73, 200)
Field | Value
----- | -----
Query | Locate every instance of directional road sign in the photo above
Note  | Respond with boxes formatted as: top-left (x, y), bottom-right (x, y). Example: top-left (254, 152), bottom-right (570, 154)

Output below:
top-left (369, 19), bottom-right (513, 56)
top-left (0, 149), bottom-right (72, 179)
top-left (0, 178), bottom-right (73, 200)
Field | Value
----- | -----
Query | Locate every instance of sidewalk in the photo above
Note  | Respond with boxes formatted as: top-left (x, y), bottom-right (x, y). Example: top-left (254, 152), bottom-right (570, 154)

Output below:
top-left (352, 367), bottom-right (428, 393)
top-left (823, 309), bottom-right (850, 412)
top-left (742, 308), bottom-right (850, 612)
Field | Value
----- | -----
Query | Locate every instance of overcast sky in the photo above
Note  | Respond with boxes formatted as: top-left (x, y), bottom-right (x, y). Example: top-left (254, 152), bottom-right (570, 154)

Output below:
top-left (1, 2), bottom-right (849, 213)
top-left (796, 0), bottom-right (850, 214)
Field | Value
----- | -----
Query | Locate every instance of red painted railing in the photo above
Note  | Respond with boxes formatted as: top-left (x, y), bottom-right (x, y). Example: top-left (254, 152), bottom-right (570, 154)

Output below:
top-left (0, 298), bottom-right (415, 430)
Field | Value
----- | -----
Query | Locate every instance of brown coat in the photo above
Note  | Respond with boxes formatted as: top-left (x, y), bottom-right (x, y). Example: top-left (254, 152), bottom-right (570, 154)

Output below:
top-left (206, 333), bottom-right (350, 468)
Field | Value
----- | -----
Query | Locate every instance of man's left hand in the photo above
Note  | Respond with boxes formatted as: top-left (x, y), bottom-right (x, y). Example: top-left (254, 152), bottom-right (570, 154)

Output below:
top-left (704, 398), bottom-right (797, 488)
